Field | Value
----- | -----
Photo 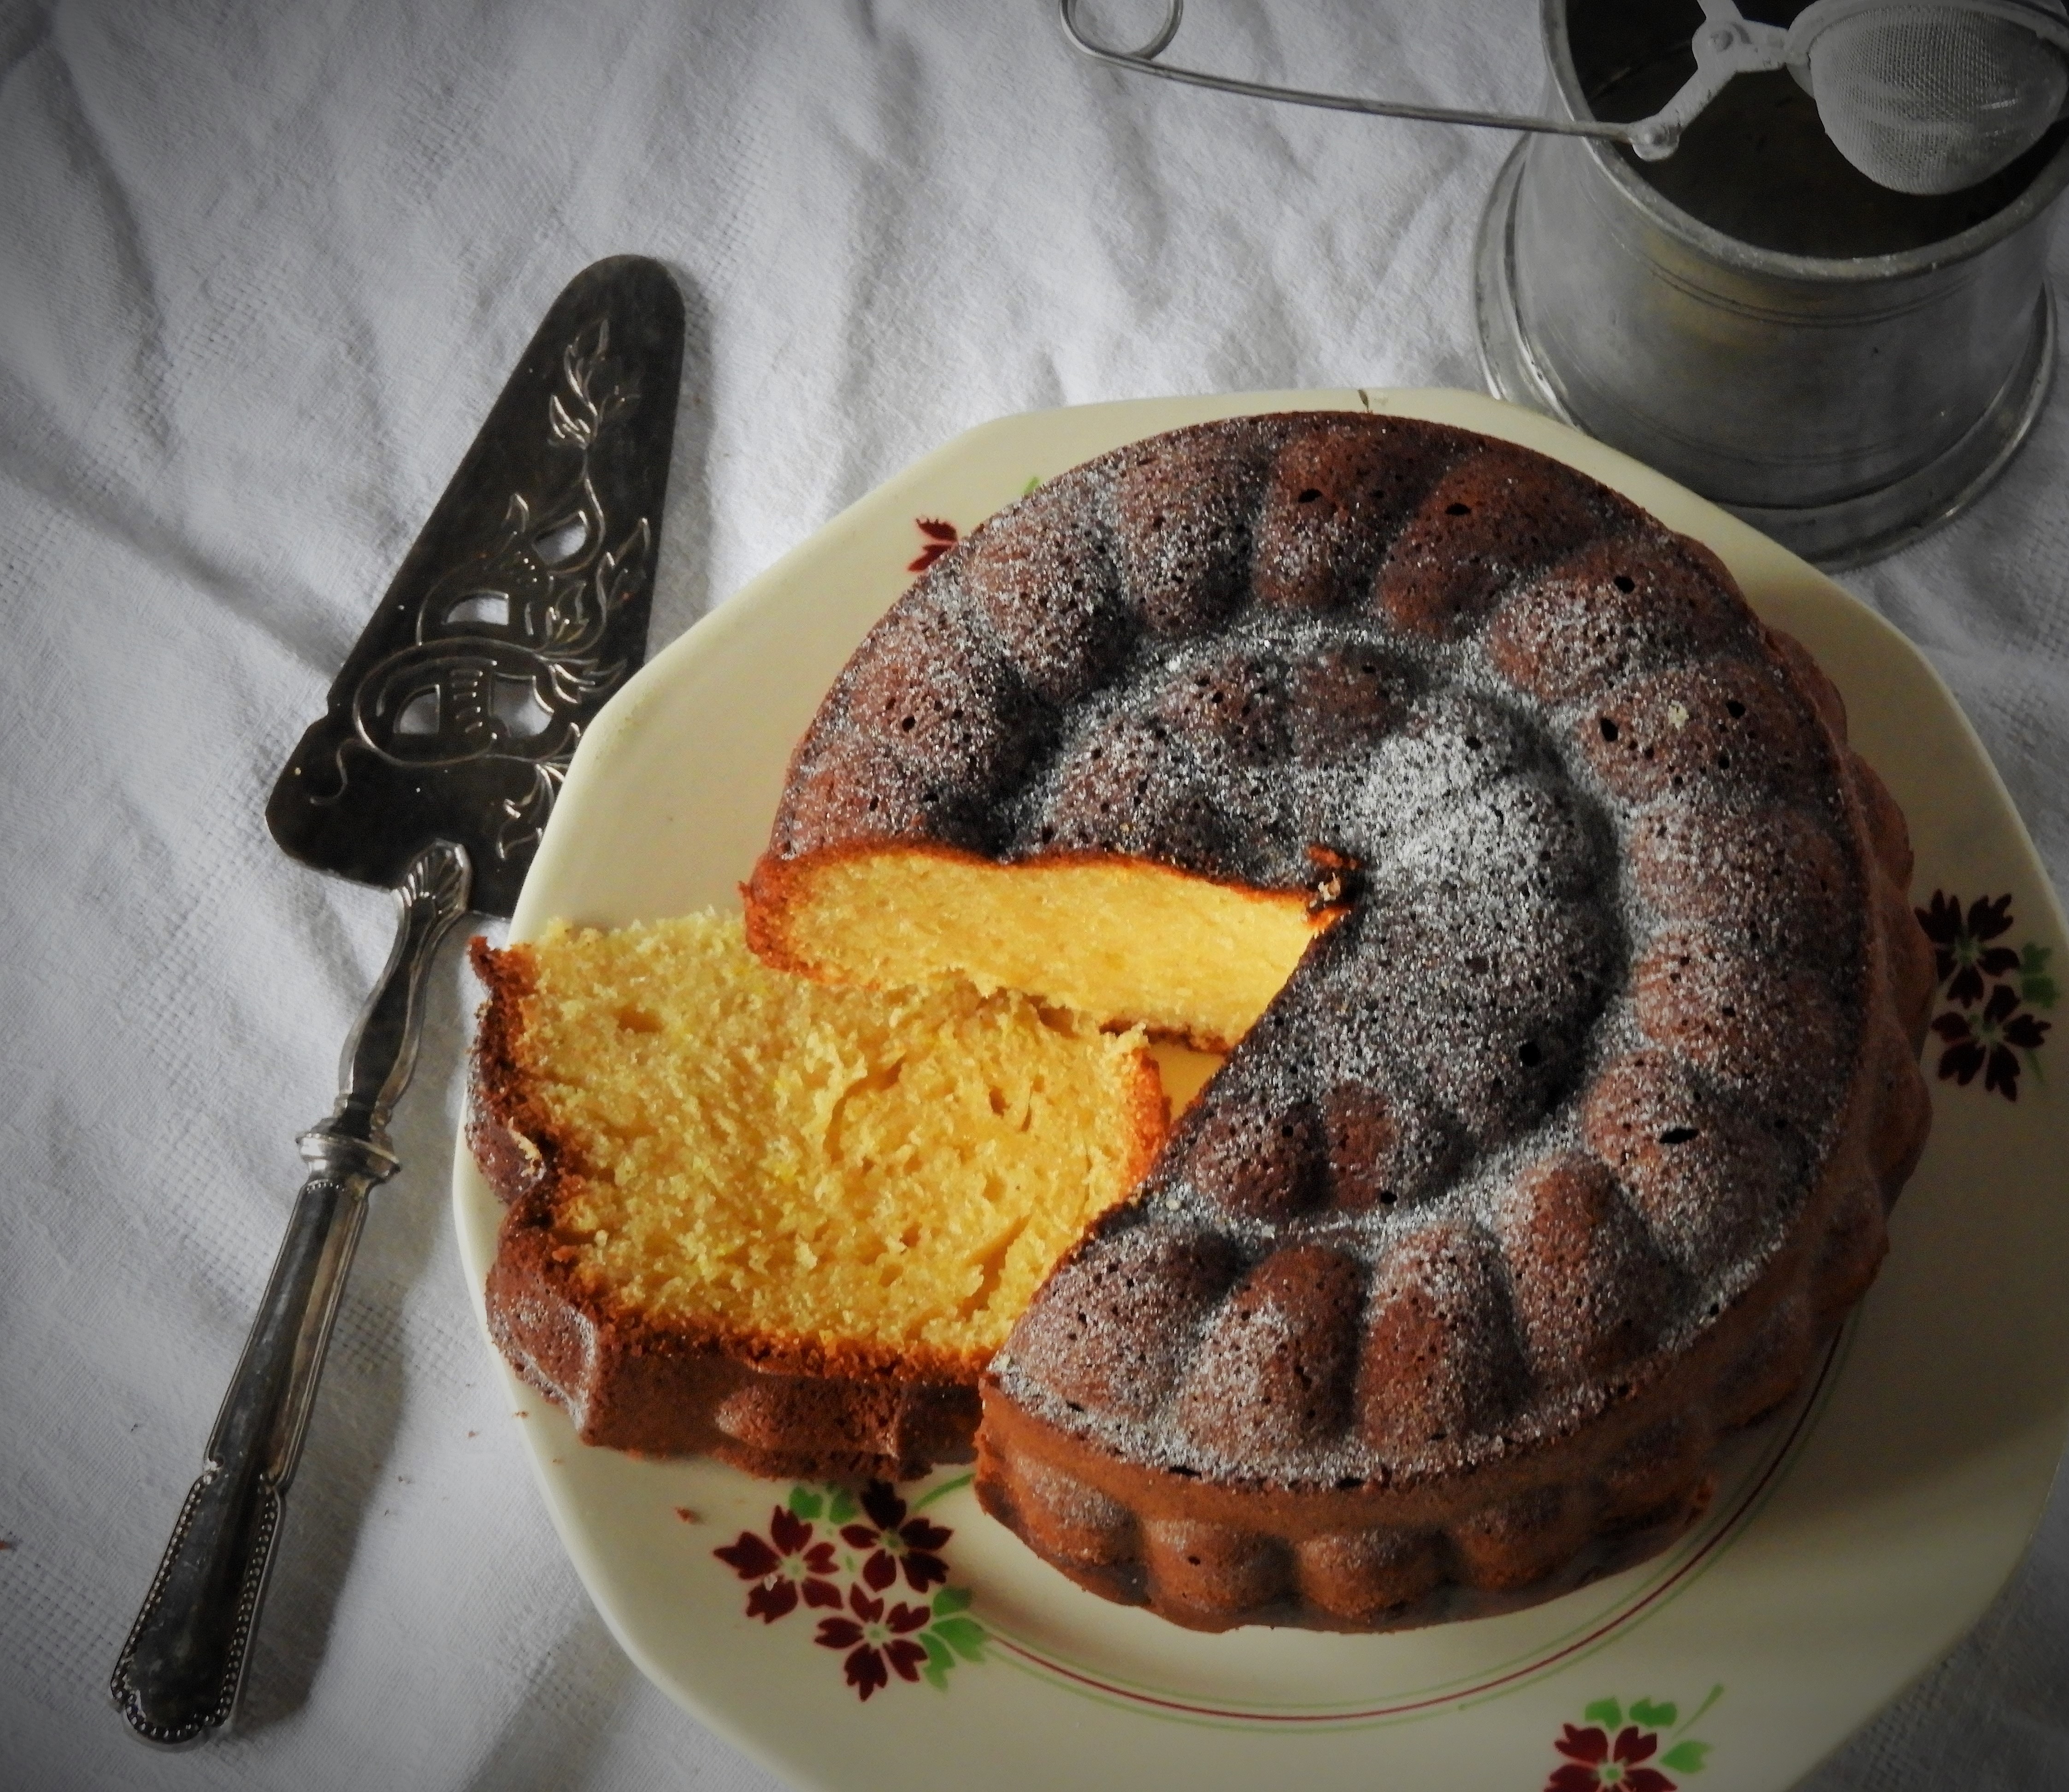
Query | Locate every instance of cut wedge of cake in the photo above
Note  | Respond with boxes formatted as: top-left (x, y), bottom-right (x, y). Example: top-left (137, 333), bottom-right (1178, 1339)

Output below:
top-left (747, 846), bottom-right (1332, 1050)
top-left (472, 912), bottom-right (1166, 1480)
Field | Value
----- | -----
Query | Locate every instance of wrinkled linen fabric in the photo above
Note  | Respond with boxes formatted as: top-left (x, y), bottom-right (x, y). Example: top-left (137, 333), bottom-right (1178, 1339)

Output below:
top-left (1, 1), bottom-right (2065, 1787)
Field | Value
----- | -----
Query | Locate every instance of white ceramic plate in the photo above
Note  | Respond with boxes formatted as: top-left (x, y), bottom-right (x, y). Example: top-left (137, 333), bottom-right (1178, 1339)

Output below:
top-left (452, 388), bottom-right (2069, 1792)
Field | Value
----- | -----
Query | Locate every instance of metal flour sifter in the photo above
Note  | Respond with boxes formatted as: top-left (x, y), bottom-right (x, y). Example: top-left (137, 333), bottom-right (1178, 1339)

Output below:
top-left (1061, 0), bottom-right (2069, 563)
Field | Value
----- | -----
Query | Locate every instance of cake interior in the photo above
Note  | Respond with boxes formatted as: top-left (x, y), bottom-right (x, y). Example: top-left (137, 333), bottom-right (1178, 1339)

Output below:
top-left (500, 912), bottom-right (1164, 1363)
top-left (747, 846), bottom-right (1327, 1050)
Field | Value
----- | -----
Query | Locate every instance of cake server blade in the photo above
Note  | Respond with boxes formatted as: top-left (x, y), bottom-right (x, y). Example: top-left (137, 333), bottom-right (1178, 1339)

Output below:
top-left (112, 255), bottom-right (684, 1746)
top-left (266, 253), bottom-right (685, 917)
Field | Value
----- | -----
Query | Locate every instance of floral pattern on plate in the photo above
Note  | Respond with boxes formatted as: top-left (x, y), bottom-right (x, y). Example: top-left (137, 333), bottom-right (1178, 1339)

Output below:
top-left (714, 1477), bottom-right (989, 1700)
top-left (1544, 1690), bottom-right (1720, 1791)
top-left (1917, 891), bottom-right (2055, 1100)
top-left (907, 517), bottom-right (959, 573)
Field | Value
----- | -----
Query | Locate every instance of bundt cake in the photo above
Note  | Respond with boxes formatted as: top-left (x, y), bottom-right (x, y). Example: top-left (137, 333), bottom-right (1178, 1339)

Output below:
top-left (743, 412), bottom-right (1937, 1631)
top-left (470, 913), bottom-right (1164, 1480)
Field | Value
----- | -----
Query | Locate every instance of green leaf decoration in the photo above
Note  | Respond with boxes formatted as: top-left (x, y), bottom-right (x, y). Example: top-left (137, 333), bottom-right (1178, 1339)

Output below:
top-left (932, 1585), bottom-right (974, 1617)
top-left (1630, 1698), bottom-right (1677, 1728)
top-left (1680, 1682), bottom-right (1727, 1733)
top-left (920, 1631), bottom-right (956, 1690)
top-left (931, 1615), bottom-right (988, 1662)
top-left (787, 1487), bottom-right (823, 1520)
top-left (1022, 474), bottom-right (1042, 495)
top-left (2021, 944), bottom-right (2057, 1008)
top-left (912, 1472), bottom-right (974, 1512)
top-left (1661, 1739), bottom-right (1712, 1773)
top-left (1584, 1698), bottom-right (1623, 1729)
top-left (825, 1488), bottom-right (858, 1524)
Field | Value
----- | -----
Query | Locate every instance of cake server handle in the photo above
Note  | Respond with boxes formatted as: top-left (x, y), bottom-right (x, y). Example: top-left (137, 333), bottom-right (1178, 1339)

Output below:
top-left (110, 841), bottom-right (471, 1747)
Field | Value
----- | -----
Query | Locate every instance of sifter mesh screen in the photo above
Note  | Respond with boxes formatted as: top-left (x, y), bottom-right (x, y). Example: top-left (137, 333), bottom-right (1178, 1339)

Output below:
top-left (1806, 3), bottom-right (2069, 194)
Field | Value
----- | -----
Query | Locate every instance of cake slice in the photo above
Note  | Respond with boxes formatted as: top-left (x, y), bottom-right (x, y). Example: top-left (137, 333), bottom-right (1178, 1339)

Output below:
top-left (471, 911), bottom-right (1165, 1480)
top-left (747, 848), bottom-right (1332, 1050)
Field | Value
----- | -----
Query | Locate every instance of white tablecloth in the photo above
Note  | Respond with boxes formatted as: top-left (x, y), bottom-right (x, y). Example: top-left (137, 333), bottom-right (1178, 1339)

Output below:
top-left (4, 3), bottom-right (2066, 1786)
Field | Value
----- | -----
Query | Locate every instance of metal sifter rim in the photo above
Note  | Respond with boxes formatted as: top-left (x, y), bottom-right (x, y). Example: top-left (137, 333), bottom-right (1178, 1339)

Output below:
top-left (1790, 0), bottom-right (2069, 58)
top-left (1539, 0), bottom-right (2069, 282)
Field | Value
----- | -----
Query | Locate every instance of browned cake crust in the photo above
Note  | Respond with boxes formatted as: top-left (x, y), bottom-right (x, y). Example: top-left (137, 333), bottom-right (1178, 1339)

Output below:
top-left (747, 413), bottom-right (1936, 1629)
top-left (468, 937), bottom-right (983, 1482)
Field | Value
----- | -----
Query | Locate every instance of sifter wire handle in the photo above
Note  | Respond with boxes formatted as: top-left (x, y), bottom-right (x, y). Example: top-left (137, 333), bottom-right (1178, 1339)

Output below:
top-left (1064, 0), bottom-right (2069, 179)
top-left (1058, 0), bottom-right (1693, 158)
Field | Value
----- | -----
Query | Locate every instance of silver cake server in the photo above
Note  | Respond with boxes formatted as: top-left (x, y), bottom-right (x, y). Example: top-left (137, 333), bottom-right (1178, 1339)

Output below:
top-left (111, 255), bottom-right (685, 1747)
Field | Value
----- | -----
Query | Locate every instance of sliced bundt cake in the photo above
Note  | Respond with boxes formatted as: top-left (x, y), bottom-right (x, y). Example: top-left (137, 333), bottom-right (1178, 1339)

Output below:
top-left (740, 412), bottom-right (1935, 1629)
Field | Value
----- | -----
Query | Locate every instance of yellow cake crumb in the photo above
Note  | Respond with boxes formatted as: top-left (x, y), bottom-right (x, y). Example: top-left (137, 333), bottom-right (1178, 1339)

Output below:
top-left (748, 846), bottom-right (1326, 1049)
top-left (504, 912), bottom-right (1165, 1360)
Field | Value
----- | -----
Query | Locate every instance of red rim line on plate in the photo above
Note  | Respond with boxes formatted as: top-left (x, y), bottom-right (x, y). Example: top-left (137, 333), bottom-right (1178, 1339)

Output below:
top-left (988, 1332), bottom-right (1843, 1724)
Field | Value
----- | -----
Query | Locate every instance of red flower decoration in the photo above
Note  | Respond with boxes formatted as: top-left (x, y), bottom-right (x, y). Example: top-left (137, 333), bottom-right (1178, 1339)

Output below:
top-left (908, 516), bottom-right (958, 573)
top-left (713, 1503), bottom-right (842, 1622)
top-left (1916, 891), bottom-right (2019, 1007)
top-left (1915, 890), bottom-right (2054, 1103)
top-left (711, 1477), bottom-right (987, 1700)
top-left (841, 1480), bottom-right (952, 1594)
top-left (1932, 981), bottom-right (2050, 1101)
top-left (1546, 1722), bottom-right (1676, 1792)
top-left (813, 1581), bottom-right (932, 1699)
